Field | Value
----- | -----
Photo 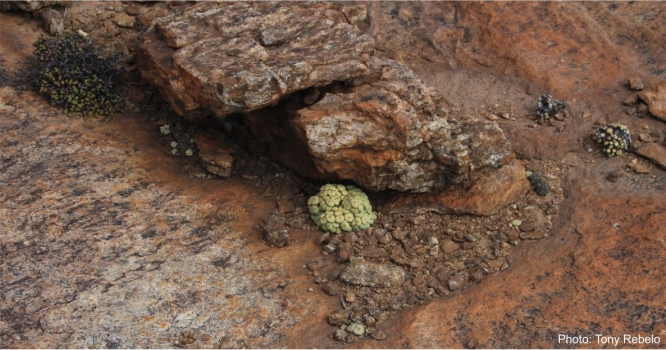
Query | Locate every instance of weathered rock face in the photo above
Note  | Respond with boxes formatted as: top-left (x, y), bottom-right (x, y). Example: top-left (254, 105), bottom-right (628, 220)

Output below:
top-left (384, 159), bottom-right (530, 216)
top-left (138, 2), bottom-right (514, 193)
top-left (288, 58), bottom-right (512, 192)
top-left (138, 2), bottom-right (375, 120)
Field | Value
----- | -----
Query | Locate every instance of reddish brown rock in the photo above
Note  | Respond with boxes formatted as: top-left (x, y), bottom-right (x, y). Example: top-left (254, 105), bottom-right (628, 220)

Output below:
top-left (628, 77), bottom-right (645, 91)
top-left (384, 160), bottom-right (530, 216)
top-left (4, 2), bottom-right (666, 349)
top-left (113, 12), bottom-right (135, 29)
top-left (635, 142), bottom-right (666, 170)
top-left (250, 58), bottom-right (513, 192)
top-left (139, 3), bottom-right (514, 193)
top-left (40, 8), bottom-right (63, 35)
top-left (627, 159), bottom-right (651, 174)
top-left (638, 82), bottom-right (666, 122)
top-left (194, 130), bottom-right (233, 177)
top-left (138, 2), bottom-right (375, 120)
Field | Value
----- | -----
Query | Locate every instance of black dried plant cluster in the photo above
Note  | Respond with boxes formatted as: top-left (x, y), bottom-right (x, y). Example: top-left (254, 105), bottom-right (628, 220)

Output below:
top-left (24, 31), bottom-right (123, 118)
top-left (536, 93), bottom-right (566, 122)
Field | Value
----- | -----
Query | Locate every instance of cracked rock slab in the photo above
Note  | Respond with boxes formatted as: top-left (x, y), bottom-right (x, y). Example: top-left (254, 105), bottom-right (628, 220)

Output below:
top-left (138, 2), bottom-right (514, 193)
top-left (138, 2), bottom-right (375, 120)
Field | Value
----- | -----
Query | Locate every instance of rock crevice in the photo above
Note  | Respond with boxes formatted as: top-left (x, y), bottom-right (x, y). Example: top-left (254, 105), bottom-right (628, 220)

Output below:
top-left (138, 2), bottom-right (516, 194)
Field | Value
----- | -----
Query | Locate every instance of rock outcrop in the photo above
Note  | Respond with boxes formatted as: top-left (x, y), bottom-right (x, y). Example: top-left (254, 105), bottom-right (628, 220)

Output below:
top-left (138, 2), bottom-right (514, 193)
top-left (138, 2), bottom-right (375, 120)
top-left (3, 1), bottom-right (666, 348)
top-left (288, 58), bottom-right (512, 192)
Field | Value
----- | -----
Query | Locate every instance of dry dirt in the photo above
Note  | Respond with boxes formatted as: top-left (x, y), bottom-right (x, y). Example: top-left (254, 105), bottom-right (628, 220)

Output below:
top-left (1, 1), bottom-right (666, 349)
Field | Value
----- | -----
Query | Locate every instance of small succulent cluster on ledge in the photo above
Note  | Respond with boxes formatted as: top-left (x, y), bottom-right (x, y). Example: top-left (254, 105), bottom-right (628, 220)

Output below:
top-left (158, 123), bottom-right (198, 157)
top-left (308, 184), bottom-right (377, 234)
top-left (592, 123), bottom-right (631, 157)
top-left (536, 94), bottom-right (566, 123)
top-left (25, 30), bottom-right (123, 118)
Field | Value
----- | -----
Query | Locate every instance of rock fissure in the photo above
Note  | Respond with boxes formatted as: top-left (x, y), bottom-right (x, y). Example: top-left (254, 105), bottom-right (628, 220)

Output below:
top-left (138, 1), bottom-right (518, 198)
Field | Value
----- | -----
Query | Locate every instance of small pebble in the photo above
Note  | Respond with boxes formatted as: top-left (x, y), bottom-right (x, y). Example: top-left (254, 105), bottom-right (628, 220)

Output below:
top-left (321, 282), bottom-right (340, 296)
top-left (334, 329), bottom-right (348, 341)
top-left (606, 171), bottom-right (623, 183)
top-left (323, 243), bottom-right (337, 253)
top-left (441, 239), bottom-right (460, 254)
top-left (370, 330), bottom-right (388, 340)
top-left (344, 293), bottom-right (356, 303)
top-left (527, 172), bottom-right (551, 196)
top-left (628, 77), bottom-right (645, 91)
top-left (520, 231), bottom-right (548, 240)
top-left (518, 220), bottom-right (535, 232)
top-left (327, 309), bottom-right (350, 326)
top-left (447, 272), bottom-right (469, 291)
top-left (511, 219), bottom-right (523, 227)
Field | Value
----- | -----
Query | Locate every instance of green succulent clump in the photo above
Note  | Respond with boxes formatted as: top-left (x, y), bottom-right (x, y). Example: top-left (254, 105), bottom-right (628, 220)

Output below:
top-left (592, 123), bottom-right (631, 157)
top-left (28, 31), bottom-right (123, 118)
top-left (307, 184), bottom-right (377, 234)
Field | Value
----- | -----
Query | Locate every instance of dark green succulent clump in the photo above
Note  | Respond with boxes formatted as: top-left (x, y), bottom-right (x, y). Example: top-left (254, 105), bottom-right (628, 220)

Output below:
top-left (27, 31), bottom-right (123, 118)
top-left (592, 123), bottom-right (631, 157)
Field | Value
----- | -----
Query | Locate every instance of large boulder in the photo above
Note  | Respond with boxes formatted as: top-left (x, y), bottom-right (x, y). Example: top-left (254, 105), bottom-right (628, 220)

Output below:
top-left (138, 2), bottom-right (515, 192)
top-left (246, 58), bottom-right (513, 192)
top-left (138, 2), bottom-right (375, 120)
